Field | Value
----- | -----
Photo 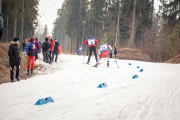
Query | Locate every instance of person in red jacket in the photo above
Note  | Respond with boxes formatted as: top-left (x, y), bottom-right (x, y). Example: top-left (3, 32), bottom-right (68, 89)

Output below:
top-left (84, 35), bottom-right (99, 67)
top-left (49, 39), bottom-right (55, 64)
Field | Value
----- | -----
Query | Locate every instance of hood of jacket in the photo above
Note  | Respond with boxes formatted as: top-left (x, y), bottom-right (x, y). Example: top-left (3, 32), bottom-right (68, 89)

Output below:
top-left (10, 41), bottom-right (19, 46)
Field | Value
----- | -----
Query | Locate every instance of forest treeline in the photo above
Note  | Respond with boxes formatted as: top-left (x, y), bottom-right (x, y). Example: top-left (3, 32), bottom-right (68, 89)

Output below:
top-left (1, 0), bottom-right (180, 62)
top-left (1, 0), bottom-right (39, 43)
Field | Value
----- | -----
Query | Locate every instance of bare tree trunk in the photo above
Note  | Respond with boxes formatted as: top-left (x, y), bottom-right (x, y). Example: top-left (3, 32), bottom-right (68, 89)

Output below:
top-left (151, 0), bottom-right (154, 20)
top-left (6, 16), bottom-right (8, 41)
top-left (115, 3), bottom-right (120, 47)
top-left (130, 0), bottom-right (136, 48)
top-left (0, 0), bottom-right (2, 13)
top-left (77, 0), bottom-right (82, 49)
top-left (21, 0), bottom-right (24, 41)
top-left (14, 5), bottom-right (17, 37)
top-left (91, 0), bottom-right (95, 35)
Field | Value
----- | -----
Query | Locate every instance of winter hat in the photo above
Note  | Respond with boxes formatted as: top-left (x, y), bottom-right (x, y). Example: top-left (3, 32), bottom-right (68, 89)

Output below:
top-left (48, 36), bottom-right (51, 39)
top-left (88, 35), bottom-right (93, 39)
top-left (35, 38), bottom-right (38, 41)
top-left (13, 37), bottom-right (19, 42)
top-left (45, 37), bottom-right (48, 41)
top-left (30, 38), bottom-right (35, 42)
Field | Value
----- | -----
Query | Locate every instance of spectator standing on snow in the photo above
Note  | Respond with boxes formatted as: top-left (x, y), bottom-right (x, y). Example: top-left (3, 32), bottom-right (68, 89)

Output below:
top-left (8, 38), bottom-right (21, 82)
top-left (114, 47), bottom-right (117, 61)
top-left (22, 40), bottom-right (26, 51)
top-left (25, 38), bottom-right (36, 75)
top-left (34, 38), bottom-right (40, 60)
top-left (42, 37), bottom-right (50, 63)
top-left (78, 46), bottom-right (83, 55)
top-left (84, 35), bottom-right (99, 67)
top-left (49, 39), bottom-right (55, 64)
top-left (52, 39), bottom-right (60, 62)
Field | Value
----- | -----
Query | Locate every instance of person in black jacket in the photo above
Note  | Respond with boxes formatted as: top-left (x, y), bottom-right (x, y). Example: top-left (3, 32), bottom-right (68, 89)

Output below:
top-left (8, 38), bottom-right (21, 82)
top-left (42, 37), bottom-right (50, 63)
top-left (114, 47), bottom-right (117, 61)
top-left (52, 39), bottom-right (60, 62)
top-left (22, 40), bottom-right (26, 51)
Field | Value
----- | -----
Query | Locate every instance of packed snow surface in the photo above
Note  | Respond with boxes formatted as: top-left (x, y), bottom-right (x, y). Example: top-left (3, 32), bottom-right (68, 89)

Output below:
top-left (0, 54), bottom-right (180, 120)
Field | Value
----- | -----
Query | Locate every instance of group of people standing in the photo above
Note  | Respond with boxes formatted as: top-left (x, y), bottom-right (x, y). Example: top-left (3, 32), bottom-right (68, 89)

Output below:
top-left (8, 36), bottom-right (61, 82)
top-left (41, 37), bottom-right (61, 64)
top-left (83, 35), bottom-right (117, 67)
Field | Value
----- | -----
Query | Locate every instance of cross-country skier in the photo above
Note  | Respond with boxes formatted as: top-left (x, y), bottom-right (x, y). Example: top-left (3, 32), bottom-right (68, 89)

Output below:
top-left (98, 43), bottom-right (112, 67)
top-left (84, 35), bottom-right (99, 67)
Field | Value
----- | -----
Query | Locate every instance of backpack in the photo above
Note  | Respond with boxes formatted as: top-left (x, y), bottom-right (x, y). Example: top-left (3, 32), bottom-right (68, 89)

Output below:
top-left (42, 42), bottom-right (47, 51)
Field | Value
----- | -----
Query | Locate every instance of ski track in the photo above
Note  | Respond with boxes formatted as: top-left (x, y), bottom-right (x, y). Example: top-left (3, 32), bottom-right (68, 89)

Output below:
top-left (0, 54), bottom-right (180, 120)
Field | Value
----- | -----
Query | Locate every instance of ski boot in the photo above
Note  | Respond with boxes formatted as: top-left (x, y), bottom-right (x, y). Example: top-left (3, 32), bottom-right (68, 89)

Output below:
top-left (30, 70), bottom-right (34, 75)
top-left (93, 63), bottom-right (98, 67)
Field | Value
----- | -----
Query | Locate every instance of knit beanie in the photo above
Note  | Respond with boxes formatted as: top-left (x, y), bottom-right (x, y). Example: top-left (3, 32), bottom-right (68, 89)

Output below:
top-left (13, 37), bottom-right (19, 42)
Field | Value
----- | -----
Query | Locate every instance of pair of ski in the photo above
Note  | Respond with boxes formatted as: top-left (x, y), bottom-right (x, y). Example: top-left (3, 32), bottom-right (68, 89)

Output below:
top-left (92, 61), bottom-right (109, 67)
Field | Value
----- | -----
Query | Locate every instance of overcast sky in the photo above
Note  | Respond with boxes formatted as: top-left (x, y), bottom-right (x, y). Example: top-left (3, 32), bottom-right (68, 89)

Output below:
top-left (37, 0), bottom-right (64, 36)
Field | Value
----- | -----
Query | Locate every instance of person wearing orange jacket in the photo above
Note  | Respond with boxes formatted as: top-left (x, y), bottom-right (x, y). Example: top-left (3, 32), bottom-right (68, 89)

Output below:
top-left (84, 35), bottom-right (99, 67)
top-left (25, 38), bottom-right (36, 75)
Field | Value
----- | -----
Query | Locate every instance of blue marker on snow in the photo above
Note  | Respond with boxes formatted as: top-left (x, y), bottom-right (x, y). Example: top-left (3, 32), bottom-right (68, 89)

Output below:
top-left (132, 75), bottom-right (138, 79)
top-left (97, 83), bottom-right (107, 88)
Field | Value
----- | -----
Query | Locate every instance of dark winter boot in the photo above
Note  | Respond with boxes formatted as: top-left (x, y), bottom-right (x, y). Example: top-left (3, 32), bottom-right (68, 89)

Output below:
top-left (86, 61), bottom-right (89, 64)
top-left (31, 70), bottom-right (34, 75)
top-left (26, 71), bottom-right (30, 75)
top-left (16, 77), bottom-right (20, 81)
top-left (107, 61), bottom-right (109, 67)
top-left (15, 68), bottom-right (20, 80)
top-left (10, 70), bottom-right (14, 82)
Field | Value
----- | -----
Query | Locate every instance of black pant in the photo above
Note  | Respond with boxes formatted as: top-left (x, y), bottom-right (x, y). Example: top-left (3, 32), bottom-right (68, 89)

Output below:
top-left (52, 52), bottom-right (58, 62)
top-left (35, 52), bottom-right (38, 60)
top-left (114, 54), bottom-right (117, 60)
top-left (110, 53), bottom-right (112, 58)
top-left (10, 65), bottom-right (20, 81)
top-left (87, 46), bottom-right (98, 63)
top-left (43, 51), bottom-right (49, 63)
top-left (49, 51), bottom-right (52, 62)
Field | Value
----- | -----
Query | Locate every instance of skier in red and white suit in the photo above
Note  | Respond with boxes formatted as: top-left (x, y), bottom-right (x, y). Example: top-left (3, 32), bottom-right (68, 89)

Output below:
top-left (98, 43), bottom-right (112, 67)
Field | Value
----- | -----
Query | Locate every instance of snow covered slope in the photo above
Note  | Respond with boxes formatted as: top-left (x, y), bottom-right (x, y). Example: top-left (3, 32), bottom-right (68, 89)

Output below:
top-left (0, 54), bottom-right (180, 120)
